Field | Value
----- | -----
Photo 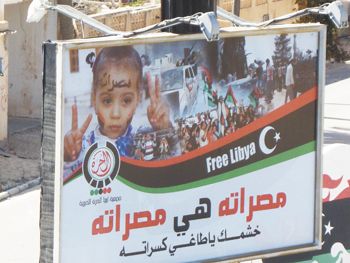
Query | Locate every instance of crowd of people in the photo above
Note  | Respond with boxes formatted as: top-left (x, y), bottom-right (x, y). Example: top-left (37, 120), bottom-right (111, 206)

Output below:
top-left (247, 58), bottom-right (291, 105)
top-left (130, 100), bottom-right (263, 159)
top-left (176, 104), bottom-right (260, 154)
top-left (132, 131), bottom-right (176, 161)
top-left (249, 57), bottom-right (306, 105)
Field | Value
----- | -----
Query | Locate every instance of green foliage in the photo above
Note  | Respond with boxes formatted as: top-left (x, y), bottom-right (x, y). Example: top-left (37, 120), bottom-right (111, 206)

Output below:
top-left (221, 37), bottom-right (247, 79)
top-left (295, 0), bottom-right (348, 61)
top-left (272, 34), bottom-right (292, 67)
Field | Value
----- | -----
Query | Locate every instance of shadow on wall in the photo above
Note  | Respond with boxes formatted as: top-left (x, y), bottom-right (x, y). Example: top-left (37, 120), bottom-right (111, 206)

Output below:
top-left (324, 130), bottom-right (350, 145)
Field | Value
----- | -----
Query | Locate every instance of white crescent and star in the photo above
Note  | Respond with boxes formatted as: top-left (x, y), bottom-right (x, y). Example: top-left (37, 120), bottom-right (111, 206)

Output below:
top-left (259, 126), bottom-right (281, 155)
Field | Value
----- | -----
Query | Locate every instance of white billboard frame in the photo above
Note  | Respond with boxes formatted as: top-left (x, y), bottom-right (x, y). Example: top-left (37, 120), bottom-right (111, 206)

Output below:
top-left (44, 23), bottom-right (326, 263)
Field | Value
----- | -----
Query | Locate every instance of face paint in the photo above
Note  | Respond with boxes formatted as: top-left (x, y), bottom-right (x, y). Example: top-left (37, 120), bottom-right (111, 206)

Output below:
top-left (93, 64), bottom-right (140, 139)
top-left (96, 110), bottom-right (106, 129)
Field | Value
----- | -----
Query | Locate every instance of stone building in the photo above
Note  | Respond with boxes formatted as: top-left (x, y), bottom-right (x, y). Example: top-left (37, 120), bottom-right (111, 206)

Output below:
top-left (0, 0), bottom-right (56, 141)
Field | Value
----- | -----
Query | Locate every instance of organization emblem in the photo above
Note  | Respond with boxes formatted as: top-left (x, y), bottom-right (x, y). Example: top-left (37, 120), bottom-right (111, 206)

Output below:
top-left (83, 141), bottom-right (120, 188)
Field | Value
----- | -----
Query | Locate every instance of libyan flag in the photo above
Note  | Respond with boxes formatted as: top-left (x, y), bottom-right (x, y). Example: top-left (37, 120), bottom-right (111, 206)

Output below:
top-left (225, 85), bottom-right (238, 106)
top-left (264, 145), bottom-right (350, 263)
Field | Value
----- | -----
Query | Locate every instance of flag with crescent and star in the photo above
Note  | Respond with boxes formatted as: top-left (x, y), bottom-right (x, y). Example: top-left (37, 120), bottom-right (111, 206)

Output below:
top-left (264, 144), bottom-right (350, 263)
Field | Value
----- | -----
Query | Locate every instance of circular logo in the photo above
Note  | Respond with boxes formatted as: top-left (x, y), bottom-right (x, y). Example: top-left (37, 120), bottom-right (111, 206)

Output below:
top-left (83, 141), bottom-right (120, 188)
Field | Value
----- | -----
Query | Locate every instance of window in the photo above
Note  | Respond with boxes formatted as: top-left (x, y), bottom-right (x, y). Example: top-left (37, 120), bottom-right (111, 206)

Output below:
top-left (263, 14), bottom-right (270, 21)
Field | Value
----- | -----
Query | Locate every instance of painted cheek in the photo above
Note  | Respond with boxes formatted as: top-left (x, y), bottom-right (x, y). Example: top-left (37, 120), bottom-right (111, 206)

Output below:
top-left (124, 112), bottom-right (133, 126)
top-left (127, 111), bottom-right (133, 119)
top-left (129, 105), bottom-right (138, 119)
top-left (125, 107), bottom-right (136, 126)
top-left (96, 110), bottom-right (106, 127)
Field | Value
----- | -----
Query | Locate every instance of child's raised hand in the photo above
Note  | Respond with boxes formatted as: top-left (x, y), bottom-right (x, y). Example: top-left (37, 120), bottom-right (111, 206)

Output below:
top-left (64, 104), bottom-right (92, 162)
top-left (146, 73), bottom-right (171, 130)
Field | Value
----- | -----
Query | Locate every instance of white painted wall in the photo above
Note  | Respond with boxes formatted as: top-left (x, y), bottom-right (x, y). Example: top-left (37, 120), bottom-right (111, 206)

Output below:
top-left (0, 21), bottom-right (9, 140)
top-left (5, 1), bottom-right (56, 118)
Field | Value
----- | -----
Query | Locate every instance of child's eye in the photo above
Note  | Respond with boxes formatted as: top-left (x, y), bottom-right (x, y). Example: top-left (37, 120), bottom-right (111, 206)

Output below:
top-left (123, 95), bottom-right (134, 105)
top-left (102, 97), bottom-right (112, 105)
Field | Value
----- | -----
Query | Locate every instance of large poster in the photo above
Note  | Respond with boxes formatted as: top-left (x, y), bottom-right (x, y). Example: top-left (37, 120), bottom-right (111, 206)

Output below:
top-left (59, 29), bottom-right (323, 262)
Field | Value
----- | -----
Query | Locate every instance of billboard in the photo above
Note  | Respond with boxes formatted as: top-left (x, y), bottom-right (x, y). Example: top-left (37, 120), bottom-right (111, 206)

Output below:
top-left (50, 24), bottom-right (325, 262)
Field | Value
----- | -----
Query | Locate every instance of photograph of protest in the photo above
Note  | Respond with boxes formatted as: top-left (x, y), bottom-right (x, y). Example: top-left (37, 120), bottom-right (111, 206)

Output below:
top-left (62, 32), bottom-right (318, 180)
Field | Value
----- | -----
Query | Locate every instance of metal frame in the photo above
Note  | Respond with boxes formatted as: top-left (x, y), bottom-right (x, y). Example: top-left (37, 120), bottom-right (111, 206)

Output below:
top-left (41, 3), bottom-right (220, 41)
top-left (28, 0), bottom-right (348, 41)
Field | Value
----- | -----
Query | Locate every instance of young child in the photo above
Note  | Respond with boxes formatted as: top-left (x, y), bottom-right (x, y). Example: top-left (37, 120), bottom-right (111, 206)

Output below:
top-left (159, 137), bottom-right (169, 160)
top-left (141, 133), bottom-right (156, 161)
top-left (63, 46), bottom-right (171, 179)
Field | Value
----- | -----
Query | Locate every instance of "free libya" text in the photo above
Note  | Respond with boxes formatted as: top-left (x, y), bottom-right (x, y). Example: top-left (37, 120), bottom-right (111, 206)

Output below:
top-left (205, 142), bottom-right (256, 174)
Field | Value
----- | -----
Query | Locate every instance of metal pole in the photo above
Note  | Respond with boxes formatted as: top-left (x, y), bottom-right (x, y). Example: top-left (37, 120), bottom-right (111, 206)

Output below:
top-left (161, 0), bottom-right (217, 33)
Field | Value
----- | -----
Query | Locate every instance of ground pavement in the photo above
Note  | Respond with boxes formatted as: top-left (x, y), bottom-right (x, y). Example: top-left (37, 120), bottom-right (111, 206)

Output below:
top-left (0, 117), bottom-right (41, 192)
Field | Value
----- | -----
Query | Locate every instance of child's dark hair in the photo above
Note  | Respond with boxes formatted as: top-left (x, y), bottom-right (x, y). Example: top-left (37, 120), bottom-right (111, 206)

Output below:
top-left (92, 46), bottom-right (142, 91)
top-left (141, 54), bottom-right (151, 66)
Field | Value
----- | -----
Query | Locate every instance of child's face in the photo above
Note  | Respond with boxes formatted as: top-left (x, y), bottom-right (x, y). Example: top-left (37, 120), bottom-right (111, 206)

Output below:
top-left (93, 63), bottom-right (140, 139)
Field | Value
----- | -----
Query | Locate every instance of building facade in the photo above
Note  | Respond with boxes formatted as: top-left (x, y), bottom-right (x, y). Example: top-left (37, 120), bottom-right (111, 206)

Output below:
top-left (218, 0), bottom-right (298, 22)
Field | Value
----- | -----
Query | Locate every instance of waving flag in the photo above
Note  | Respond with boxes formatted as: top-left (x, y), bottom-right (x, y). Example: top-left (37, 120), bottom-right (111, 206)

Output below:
top-left (264, 144), bottom-right (350, 263)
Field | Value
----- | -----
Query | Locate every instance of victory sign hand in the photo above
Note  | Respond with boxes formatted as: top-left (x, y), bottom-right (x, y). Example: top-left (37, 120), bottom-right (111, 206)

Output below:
top-left (146, 73), bottom-right (171, 130)
top-left (64, 104), bottom-right (92, 162)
